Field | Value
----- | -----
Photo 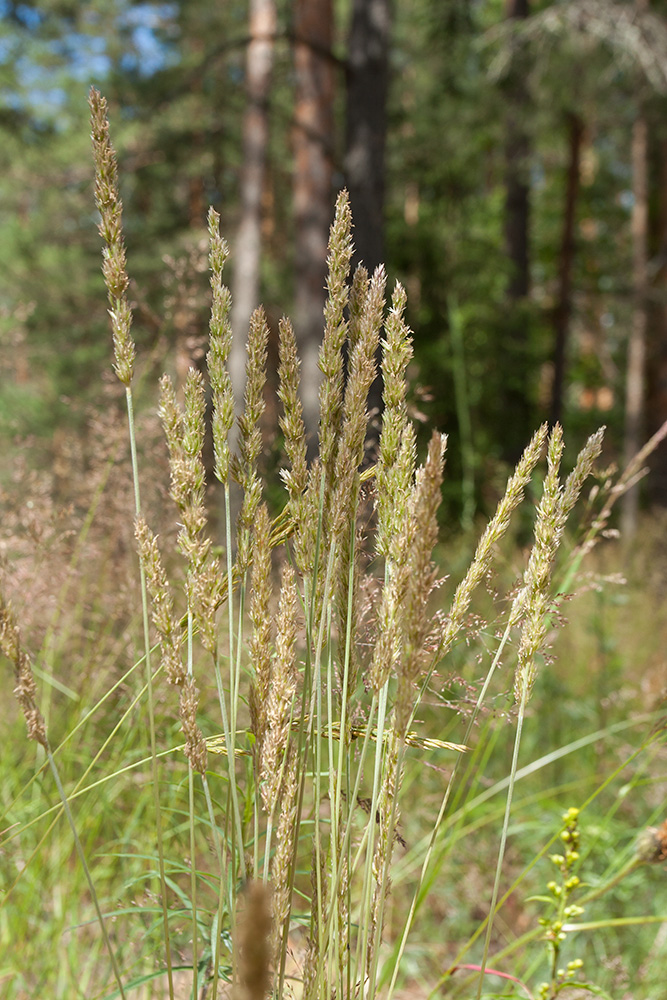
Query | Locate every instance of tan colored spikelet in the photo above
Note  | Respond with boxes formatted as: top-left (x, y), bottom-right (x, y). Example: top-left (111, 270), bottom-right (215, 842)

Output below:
top-left (513, 425), bottom-right (566, 703)
top-left (319, 191), bottom-right (354, 489)
top-left (206, 207), bottom-right (235, 485)
top-left (368, 730), bottom-right (400, 966)
top-left (348, 263), bottom-right (370, 354)
top-left (270, 745), bottom-right (299, 967)
top-left (234, 306), bottom-right (269, 575)
top-left (562, 426), bottom-right (605, 516)
top-left (370, 488), bottom-right (415, 692)
top-left (89, 88), bottom-right (135, 386)
top-left (134, 516), bottom-right (185, 686)
top-left (394, 431), bottom-right (446, 736)
top-left (180, 675), bottom-right (208, 774)
top-left (159, 370), bottom-right (221, 651)
top-left (328, 264), bottom-right (385, 708)
top-left (0, 594), bottom-right (47, 748)
top-left (249, 504), bottom-right (273, 761)
top-left (233, 880), bottom-right (273, 1000)
top-left (332, 264), bottom-right (385, 527)
top-left (261, 564), bottom-right (299, 812)
top-left (376, 281), bottom-right (414, 560)
top-left (278, 316), bottom-right (308, 508)
top-left (438, 422), bottom-right (548, 658)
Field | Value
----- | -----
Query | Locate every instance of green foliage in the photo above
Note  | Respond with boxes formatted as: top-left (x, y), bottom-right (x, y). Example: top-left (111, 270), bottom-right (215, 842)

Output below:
top-left (2, 93), bottom-right (667, 1000)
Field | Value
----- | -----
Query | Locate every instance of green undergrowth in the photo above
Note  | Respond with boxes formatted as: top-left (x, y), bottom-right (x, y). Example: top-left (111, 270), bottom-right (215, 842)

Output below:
top-left (1, 90), bottom-right (667, 1000)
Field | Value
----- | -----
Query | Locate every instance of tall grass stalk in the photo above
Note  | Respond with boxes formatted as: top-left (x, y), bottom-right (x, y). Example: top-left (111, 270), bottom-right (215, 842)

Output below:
top-left (4, 91), bottom-right (667, 1000)
top-left (89, 87), bottom-right (176, 999)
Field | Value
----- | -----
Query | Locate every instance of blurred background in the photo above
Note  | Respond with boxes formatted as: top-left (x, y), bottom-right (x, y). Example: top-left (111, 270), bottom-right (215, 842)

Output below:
top-left (1, 0), bottom-right (667, 526)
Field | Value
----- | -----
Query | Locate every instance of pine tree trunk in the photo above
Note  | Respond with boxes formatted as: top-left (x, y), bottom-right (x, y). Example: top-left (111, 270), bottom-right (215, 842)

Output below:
top-left (646, 135), bottom-right (667, 504)
top-left (344, 0), bottom-right (391, 428)
top-left (293, 0), bottom-right (334, 446)
top-left (621, 109), bottom-right (650, 536)
top-left (502, 0), bottom-right (531, 461)
top-left (230, 0), bottom-right (277, 412)
top-left (551, 113), bottom-right (583, 426)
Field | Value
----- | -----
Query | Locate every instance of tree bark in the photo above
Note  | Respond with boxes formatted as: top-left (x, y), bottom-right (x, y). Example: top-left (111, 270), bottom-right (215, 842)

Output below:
top-left (645, 135), bottom-right (667, 505)
top-left (345, 0), bottom-right (390, 278)
top-left (293, 0), bottom-right (335, 446)
top-left (230, 0), bottom-right (277, 413)
top-left (550, 113), bottom-right (583, 426)
top-left (621, 109), bottom-right (650, 536)
top-left (344, 0), bottom-right (391, 428)
top-left (502, 0), bottom-right (532, 461)
top-left (504, 0), bottom-right (530, 301)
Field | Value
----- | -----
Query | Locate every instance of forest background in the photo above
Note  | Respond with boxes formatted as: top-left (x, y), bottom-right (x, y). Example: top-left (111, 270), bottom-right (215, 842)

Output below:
top-left (2, 0), bottom-right (667, 523)
top-left (3, 2), bottom-right (667, 999)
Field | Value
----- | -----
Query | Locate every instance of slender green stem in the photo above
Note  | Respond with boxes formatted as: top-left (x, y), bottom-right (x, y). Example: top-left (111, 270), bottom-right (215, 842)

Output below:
top-left (125, 384), bottom-right (175, 1000)
top-left (46, 749), bottom-right (127, 1000)
top-left (385, 618), bottom-right (515, 999)
top-left (476, 681), bottom-right (528, 1000)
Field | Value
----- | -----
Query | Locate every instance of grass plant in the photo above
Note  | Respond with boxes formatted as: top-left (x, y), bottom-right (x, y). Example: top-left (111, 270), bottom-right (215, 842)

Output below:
top-left (1, 90), bottom-right (667, 1000)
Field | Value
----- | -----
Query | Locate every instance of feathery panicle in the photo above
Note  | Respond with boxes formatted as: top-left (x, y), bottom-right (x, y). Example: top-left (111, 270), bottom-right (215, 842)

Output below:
top-left (1, 594), bottom-right (47, 748)
top-left (376, 282), bottom-right (415, 560)
top-left (180, 675), bottom-right (208, 774)
top-left (439, 422), bottom-right (548, 657)
top-left (333, 264), bottom-right (385, 516)
top-left (329, 265), bottom-right (384, 703)
top-left (329, 264), bottom-right (385, 549)
top-left (234, 306), bottom-right (269, 574)
top-left (562, 426), bottom-right (605, 517)
top-left (134, 516), bottom-right (208, 771)
top-left (206, 207), bottom-right (235, 485)
top-left (261, 564), bottom-right (299, 813)
top-left (293, 460), bottom-right (323, 585)
top-left (348, 263), bottom-right (370, 354)
top-left (249, 504), bottom-right (273, 761)
top-left (134, 516), bottom-right (184, 686)
top-left (394, 431), bottom-right (447, 736)
top-left (369, 731), bottom-right (400, 965)
top-left (319, 191), bottom-right (354, 485)
top-left (270, 745), bottom-right (299, 966)
top-left (513, 425), bottom-right (566, 703)
top-left (370, 513), bottom-right (414, 693)
top-left (278, 316), bottom-right (308, 508)
top-left (89, 87), bottom-right (135, 386)
top-left (234, 881), bottom-right (273, 1000)
top-left (159, 370), bottom-right (222, 648)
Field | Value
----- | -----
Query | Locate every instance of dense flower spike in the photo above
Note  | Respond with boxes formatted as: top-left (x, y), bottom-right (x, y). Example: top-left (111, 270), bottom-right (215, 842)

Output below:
top-left (89, 88), bottom-right (135, 385)
top-left (14, 101), bottom-right (650, 1000)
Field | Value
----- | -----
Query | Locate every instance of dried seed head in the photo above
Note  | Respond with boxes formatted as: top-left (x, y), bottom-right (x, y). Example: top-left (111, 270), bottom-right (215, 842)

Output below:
top-left (206, 207), bottom-right (235, 485)
top-left (514, 425), bottom-right (566, 703)
top-left (394, 431), bottom-right (446, 735)
top-left (89, 87), bottom-right (135, 385)
top-left (249, 504), bottom-right (273, 758)
top-left (440, 422), bottom-right (548, 657)
top-left (261, 564), bottom-right (299, 813)
top-left (270, 746), bottom-right (299, 966)
top-left (180, 675), bottom-right (208, 775)
top-left (319, 191), bottom-right (354, 486)
top-left (234, 306), bottom-right (268, 574)
top-left (278, 316), bottom-right (308, 507)
top-left (636, 820), bottom-right (667, 864)
top-left (134, 516), bottom-right (185, 685)
top-left (376, 281), bottom-right (414, 560)
top-left (1, 595), bottom-right (47, 748)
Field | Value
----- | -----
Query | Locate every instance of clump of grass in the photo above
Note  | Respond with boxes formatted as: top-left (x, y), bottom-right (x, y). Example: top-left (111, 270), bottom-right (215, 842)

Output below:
top-left (2, 89), bottom-right (667, 1000)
